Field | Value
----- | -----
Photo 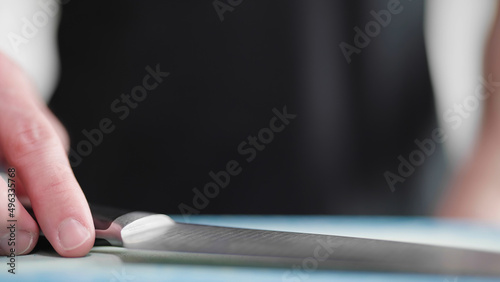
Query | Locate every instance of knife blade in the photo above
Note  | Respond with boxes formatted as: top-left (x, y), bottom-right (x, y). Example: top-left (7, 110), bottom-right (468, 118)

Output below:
top-left (90, 205), bottom-right (500, 276)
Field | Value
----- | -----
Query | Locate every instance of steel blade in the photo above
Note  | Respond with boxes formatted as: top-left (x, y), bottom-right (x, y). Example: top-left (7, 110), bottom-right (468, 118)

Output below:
top-left (98, 213), bottom-right (500, 276)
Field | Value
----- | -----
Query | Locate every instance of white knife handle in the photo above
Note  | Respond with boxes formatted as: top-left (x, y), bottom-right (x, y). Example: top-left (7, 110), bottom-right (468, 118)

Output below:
top-left (91, 204), bottom-right (175, 246)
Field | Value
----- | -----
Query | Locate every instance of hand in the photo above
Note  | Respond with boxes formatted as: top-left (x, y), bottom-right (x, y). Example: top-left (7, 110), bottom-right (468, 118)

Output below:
top-left (437, 139), bottom-right (500, 225)
top-left (438, 3), bottom-right (500, 225)
top-left (0, 51), bottom-right (95, 257)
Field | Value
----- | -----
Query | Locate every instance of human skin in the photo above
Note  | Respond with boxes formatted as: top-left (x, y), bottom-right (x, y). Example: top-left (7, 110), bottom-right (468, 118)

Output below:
top-left (0, 51), bottom-right (95, 257)
top-left (437, 3), bottom-right (500, 225)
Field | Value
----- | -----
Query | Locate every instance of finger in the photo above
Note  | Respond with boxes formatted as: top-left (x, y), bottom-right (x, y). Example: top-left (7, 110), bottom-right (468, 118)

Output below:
top-left (0, 148), bottom-right (5, 166)
top-left (1, 170), bottom-right (29, 205)
top-left (0, 177), bottom-right (39, 255)
top-left (0, 52), bottom-right (95, 257)
top-left (40, 106), bottom-right (70, 152)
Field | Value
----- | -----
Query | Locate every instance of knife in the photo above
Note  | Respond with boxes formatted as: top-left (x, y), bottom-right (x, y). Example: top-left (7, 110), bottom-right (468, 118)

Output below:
top-left (90, 205), bottom-right (500, 276)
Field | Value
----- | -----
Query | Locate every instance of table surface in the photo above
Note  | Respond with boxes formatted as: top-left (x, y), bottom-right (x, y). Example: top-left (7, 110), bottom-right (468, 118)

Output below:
top-left (1, 215), bottom-right (500, 282)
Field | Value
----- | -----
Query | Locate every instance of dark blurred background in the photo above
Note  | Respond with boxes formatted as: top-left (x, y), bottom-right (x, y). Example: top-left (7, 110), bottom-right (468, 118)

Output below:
top-left (49, 0), bottom-right (445, 215)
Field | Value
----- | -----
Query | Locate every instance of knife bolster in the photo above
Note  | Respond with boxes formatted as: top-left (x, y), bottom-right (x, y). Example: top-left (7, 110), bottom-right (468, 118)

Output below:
top-left (95, 212), bottom-right (175, 246)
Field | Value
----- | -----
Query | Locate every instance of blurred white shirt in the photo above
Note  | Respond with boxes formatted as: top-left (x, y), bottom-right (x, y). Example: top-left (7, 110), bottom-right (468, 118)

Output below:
top-left (0, 0), bottom-right (60, 102)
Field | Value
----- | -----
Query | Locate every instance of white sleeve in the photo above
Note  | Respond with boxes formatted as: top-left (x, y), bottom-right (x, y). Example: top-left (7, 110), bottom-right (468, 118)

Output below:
top-left (425, 0), bottom-right (497, 170)
top-left (0, 0), bottom-right (60, 102)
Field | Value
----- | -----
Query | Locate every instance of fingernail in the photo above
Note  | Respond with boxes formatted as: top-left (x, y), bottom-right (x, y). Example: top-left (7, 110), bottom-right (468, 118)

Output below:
top-left (58, 218), bottom-right (90, 251)
top-left (1, 231), bottom-right (35, 255)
